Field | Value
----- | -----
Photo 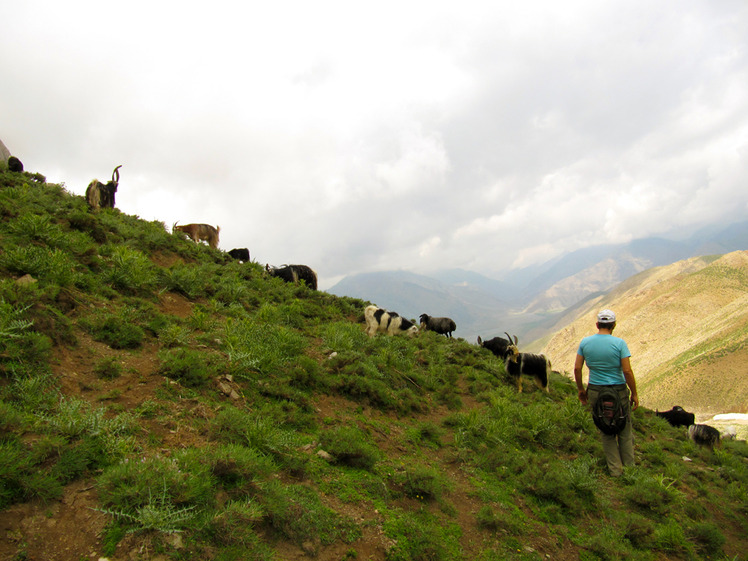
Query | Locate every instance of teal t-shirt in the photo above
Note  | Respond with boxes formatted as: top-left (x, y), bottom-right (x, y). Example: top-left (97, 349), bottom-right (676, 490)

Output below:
top-left (577, 334), bottom-right (631, 385)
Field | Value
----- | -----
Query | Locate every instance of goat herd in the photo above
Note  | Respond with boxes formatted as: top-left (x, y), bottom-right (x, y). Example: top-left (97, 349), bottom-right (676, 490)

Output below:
top-left (366, 304), bottom-right (732, 449)
top-left (82, 165), bottom-right (731, 449)
top-left (365, 305), bottom-right (551, 394)
top-left (83, 165), bottom-right (319, 290)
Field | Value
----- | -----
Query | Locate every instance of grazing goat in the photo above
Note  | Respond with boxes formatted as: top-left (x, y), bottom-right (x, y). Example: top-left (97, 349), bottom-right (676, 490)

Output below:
top-left (7, 156), bottom-right (23, 172)
top-left (228, 248), bottom-right (250, 262)
top-left (173, 222), bottom-right (220, 249)
top-left (688, 424), bottom-right (721, 449)
top-left (85, 165), bottom-right (122, 210)
top-left (504, 343), bottom-right (551, 393)
top-left (722, 426), bottom-right (737, 441)
top-left (478, 332), bottom-right (518, 360)
top-left (419, 314), bottom-right (456, 337)
top-left (656, 406), bottom-right (695, 428)
top-left (265, 264), bottom-right (318, 290)
top-left (364, 305), bottom-right (418, 337)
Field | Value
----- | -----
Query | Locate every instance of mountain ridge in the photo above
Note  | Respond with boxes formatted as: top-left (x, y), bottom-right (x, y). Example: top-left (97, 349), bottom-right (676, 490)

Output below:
top-left (328, 220), bottom-right (748, 342)
top-left (541, 251), bottom-right (748, 418)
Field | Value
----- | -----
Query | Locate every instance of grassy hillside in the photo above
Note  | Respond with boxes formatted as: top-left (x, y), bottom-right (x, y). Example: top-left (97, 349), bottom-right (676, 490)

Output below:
top-left (542, 252), bottom-right (748, 420)
top-left (1, 166), bottom-right (747, 561)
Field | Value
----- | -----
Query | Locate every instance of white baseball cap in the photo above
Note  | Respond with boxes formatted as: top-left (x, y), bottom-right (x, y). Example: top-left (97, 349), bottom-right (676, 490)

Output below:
top-left (597, 309), bottom-right (616, 323)
top-left (597, 310), bottom-right (616, 323)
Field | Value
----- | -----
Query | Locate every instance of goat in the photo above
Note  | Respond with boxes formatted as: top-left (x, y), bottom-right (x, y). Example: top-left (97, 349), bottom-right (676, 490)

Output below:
top-left (722, 426), bottom-right (737, 441)
top-left (173, 222), bottom-right (220, 249)
top-left (688, 424), bottom-right (721, 450)
top-left (504, 342), bottom-right (551, 393)
top-left (228, 248), bottom-right (250, 262)
top-left (478, 332), bottom-right (518, 360)
top-left (364, 305), bottom-right (418, 337)
top-left (7, 156), bottom-right (23, 172)
top-left (655, 406), bottom-right (695, 428)
top-left (265, 264), bottom-right (318, 290)
top-left (85, 165), bottom-right (122, 210)
top-left (419, 314), bottom-right (456, 337)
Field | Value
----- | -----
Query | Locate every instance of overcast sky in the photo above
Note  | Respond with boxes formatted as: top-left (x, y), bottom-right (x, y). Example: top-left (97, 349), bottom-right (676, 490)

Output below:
top-left (2, 0), bottom-right (747, 289)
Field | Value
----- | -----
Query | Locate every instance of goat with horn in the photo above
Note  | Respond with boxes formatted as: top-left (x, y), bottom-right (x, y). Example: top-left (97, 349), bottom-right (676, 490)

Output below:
top-left (86, 165), bottom-right (122, 210)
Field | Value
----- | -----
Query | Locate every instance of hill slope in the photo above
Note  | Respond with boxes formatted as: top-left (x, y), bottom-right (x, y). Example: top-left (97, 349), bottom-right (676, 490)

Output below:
top-left (1, 166), bottom-right (747, 561)
top-left (542, 251), bottom-right (748, 418)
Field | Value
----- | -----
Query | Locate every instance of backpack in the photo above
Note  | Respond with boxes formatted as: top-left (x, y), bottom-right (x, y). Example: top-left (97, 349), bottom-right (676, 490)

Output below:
top-left (592, 387), bottom-right (628, 435)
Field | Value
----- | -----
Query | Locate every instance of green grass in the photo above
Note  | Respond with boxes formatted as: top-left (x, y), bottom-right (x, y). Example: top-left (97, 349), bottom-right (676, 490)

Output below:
top-left (1, 167), bottom-right (747, 560)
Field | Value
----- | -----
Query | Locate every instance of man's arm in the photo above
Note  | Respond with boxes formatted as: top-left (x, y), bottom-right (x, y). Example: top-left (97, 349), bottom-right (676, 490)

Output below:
top-left (574, 354), bottom-right (587, 405)
top-left (621, 356), bottom-right (639, 410)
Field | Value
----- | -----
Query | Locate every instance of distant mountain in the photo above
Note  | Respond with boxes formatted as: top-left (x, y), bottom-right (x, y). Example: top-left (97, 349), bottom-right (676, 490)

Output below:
top-left (512, 222), bottom-right (748, 313)
top-left (541, 250), bottom-right (748, 417)
top-left (327, 220), bottom-right (748, 343)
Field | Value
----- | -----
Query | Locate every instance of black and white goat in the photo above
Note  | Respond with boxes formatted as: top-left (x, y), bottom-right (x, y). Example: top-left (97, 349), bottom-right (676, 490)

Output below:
top-left (365, 305), bottom-right (418, 337)
top-left (478, 332), bottom-right (518, 360)
top-left (688, 424), bottom-right (721, 449)
top-left (419, 314), bottom-right (456, 337)
top-left (266, 264), bottom-right (318, 290)
top-left (86, 165), bottom-right (122, 210)
top-left (503, 341), bottom-right (551, 393)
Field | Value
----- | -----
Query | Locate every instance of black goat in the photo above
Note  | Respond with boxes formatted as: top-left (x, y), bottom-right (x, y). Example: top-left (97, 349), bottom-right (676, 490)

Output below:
top-left (656, 406), bottom-right (695, 428)
top-left (419, 314), bottom-right (456, 337)
top-left (7, 156), bottom-right (23, 172)
top-left (266, 264), bottom-right (318, 290)
top-left (228, 248), bottom-right (250, 262)
top-left (477, 332), bottom-right (518, 360)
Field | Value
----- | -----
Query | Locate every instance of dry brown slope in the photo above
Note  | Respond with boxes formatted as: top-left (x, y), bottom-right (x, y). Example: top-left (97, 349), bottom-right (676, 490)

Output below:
top-left (542, 250), bottom-right (748, 417)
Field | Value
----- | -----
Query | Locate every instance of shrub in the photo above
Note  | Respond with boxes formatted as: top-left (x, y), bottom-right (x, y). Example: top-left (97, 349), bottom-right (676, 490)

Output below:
top-left (160, 264), bottom-right (209, 299)
top-left (222, 317), bottom-right (305, 377)
top-left (0, 246), bottom-right (81, 287)
top-left (203, 444), bottom-right (277, 493)
top-left (157, 348), bottom-right (215, 388)
top-left (96, 452), bottom-right (213, 534)
top-left (319, 426), bottom-right (380, 471)
top-left (210, 406), bottom-right (304, 469)
top-left (653, 518), bottom-right (690, 555)
top-left (85, 312), bottom-right (145, 350)
top-left (394, 463), bottom-right (451, 502)
top-left (384, 510), bottom-right (461, 561)
top-left (406, 421), bottom-right (444, 449)
top-left (258, 482), bottom-right (360, 554)
top-left (475, 504), bottom-right (524, 535)
top-left (206, 499), bottom-right (267, 550)
top-left (687, 521), bottom-right (725, 556)
top-left (622, 470), bottom-right (684, 515)
top-left (94, 357), bottom-right (124, 380)
top-left (101, 245), bottom-right (157, 295)
top-left (158, 323), bottom-right (191, 348)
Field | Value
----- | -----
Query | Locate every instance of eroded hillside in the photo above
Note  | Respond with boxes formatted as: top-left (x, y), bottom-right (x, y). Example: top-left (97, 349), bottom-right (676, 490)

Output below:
top-left (543, 251), bottom-right (748, 417)
top-left (1, 167), bottom-right (747, 561)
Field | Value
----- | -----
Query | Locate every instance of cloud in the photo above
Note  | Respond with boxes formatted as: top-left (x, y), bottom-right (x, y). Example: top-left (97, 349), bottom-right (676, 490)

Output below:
top-left (2, 0), bottom-right (747, 289)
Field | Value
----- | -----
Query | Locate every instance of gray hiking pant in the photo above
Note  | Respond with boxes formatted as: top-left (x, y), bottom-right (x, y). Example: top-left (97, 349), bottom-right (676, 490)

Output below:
top-left (588, 384), bottom-right (634, 476)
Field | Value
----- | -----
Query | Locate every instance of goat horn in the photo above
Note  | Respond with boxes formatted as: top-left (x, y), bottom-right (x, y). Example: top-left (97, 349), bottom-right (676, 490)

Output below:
top-left (112, 165), bottom-right (122, 183)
